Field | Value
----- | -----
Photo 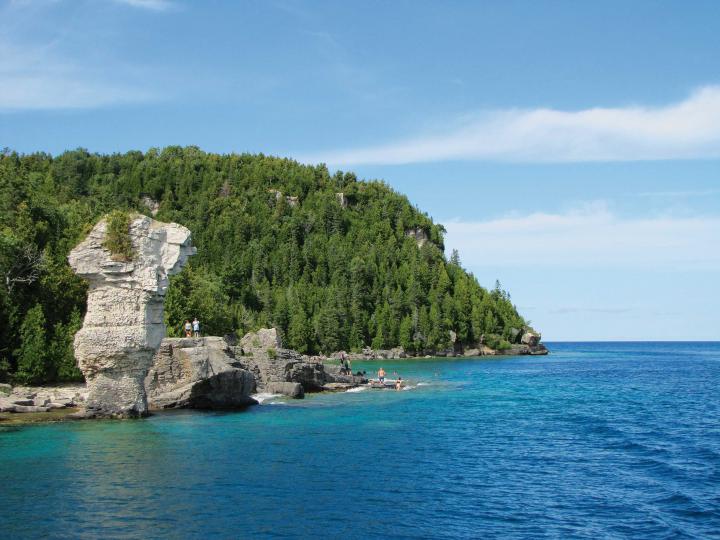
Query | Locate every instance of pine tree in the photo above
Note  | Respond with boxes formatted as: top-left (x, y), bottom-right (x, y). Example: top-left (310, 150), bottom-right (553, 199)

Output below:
top-left (52, 309), bottom-right (84, 381)
top-left (15, 304), bottom-right (51, 384)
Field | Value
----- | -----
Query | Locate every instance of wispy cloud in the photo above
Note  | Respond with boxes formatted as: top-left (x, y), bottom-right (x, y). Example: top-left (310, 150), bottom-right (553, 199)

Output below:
top-left (443, 202), bottom-right (720, 270)
top-left (302, 86), bottom-right (720, 165)
top-left (550, 307), bottom-right (633, 315)
top-left (111, 0), bottom-right (174, 11)
top-left (0, 42), bottom-right (157, 110)
top-left (0, 2), bottom-right (161, 111)
top-left (632, 189), bottom-right (720, 198)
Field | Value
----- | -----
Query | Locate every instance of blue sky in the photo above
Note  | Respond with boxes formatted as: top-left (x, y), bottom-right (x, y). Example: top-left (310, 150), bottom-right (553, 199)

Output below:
top-left (1, 0), bottom-right (719, 340)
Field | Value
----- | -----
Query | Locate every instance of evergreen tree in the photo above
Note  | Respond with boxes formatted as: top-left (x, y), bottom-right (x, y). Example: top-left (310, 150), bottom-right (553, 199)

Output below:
top-left (0, 148), bottom-right (531, 382)
top-left (15, 304), bottom-right (51, 384)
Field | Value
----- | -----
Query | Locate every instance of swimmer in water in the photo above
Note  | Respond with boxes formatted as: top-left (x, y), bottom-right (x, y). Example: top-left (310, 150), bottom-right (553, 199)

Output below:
top-left (395, 376), bottom-right (403, 390)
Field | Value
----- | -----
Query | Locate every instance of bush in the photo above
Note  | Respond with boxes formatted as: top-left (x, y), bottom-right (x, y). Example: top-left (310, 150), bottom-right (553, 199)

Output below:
top-left (485, 334), bottom-right (512, 351)
top-left (103, 211), bottom-right (134, 262)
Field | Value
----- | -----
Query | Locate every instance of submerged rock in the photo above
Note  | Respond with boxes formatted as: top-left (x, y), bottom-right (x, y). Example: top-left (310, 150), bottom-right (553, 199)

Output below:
top-left (145, 337), bottom-right (256, 409)
top-left (68, 214), bottom-right (196, 418)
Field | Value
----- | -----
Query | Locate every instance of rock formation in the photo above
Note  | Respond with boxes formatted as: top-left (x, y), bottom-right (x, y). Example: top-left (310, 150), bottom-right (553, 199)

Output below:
top-left (237, 328), bottom-right (366, 396)
top-left (68, 214), bottom-right (195, 418)
top-left (0, 384), bottom-right (87, 413)
top-left (145, 337), bottom-right (256, 409)
top-left (405, 227), bottom-right (429, 247)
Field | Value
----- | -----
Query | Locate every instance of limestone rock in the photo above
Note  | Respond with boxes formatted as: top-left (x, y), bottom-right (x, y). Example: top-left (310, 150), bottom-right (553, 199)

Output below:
top-left (237, 329), bottom-right (359, 392)
top-left (68, 214), bottom-right (195, 418)
top-left (145, 337), bottom-right (256, 409)
top-left (239, 328), bottom-right (282, 353)
top-left (405, 227), bottom-right (429, 247)
top-left (140, 195), bottom-right (160, 216)
top-left (266, 382), bottom-right (304, 399)
top-left (496, 343), bottom-right (549, 356)
top-left (521, 331), bottom-right (541, 346)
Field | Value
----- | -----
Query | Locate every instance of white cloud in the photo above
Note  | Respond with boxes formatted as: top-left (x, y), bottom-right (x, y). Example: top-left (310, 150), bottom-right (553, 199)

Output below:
top-left (111, 0), bottom-right (173, 11)
top-left (303, 86), bottom-right (720, 165)
top-left (443, 202), bottom-right (720, 270)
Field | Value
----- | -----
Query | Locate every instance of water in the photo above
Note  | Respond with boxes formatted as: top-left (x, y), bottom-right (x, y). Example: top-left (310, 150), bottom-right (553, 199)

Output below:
top-left (1, 342), bottom-right (719, 539)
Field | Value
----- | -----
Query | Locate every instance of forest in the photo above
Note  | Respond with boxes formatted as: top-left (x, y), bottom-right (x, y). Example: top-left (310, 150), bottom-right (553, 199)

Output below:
top-left (0, 146), bottom-right (529, 384)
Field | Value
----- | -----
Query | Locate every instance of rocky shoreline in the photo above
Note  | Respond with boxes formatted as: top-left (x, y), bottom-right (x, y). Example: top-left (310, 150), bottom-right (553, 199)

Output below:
top-left (1, 215), bottom-right (548, 424)
top-left (0, 327), bottom-right (549, 424)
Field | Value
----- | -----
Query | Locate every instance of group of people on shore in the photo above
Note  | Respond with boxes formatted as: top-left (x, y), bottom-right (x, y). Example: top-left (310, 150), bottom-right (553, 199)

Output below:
top-left (338, 355), bottom-right (403, 390)
top-left (183, 318), bottom-right (201, 338)
top-left (377, 367), bottom-right (403, 390)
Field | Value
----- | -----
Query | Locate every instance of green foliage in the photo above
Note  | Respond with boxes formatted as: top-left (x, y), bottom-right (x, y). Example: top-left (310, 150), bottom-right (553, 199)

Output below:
top-left (51, 309), bottom-right (84, 381)
top-left (0, 147), bottom-right (530, 383)
top-left (103, 210), bottom-right (134, 261)
top-left (15, 304), bottom-right (51, 384)
top-left (164, 266), bottom-right (232, 337)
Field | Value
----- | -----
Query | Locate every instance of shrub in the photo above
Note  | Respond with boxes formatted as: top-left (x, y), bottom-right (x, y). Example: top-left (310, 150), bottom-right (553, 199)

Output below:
top-left (103, 211), bottom-right (134, 262)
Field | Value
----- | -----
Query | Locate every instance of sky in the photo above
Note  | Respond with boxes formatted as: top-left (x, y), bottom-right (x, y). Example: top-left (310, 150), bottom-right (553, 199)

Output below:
top-left (1, 0), bottom-right (718, 340)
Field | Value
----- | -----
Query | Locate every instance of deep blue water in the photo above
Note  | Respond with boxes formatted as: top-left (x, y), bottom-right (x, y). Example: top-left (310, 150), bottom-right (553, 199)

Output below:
top-left (1, 342), bottom-right (719, 539)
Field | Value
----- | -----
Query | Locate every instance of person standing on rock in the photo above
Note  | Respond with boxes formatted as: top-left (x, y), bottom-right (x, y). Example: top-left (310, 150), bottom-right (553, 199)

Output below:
top-left (378, 367), bottom-right (386, 383)
top-left (184, 320), bottom-right (192, 337)
top-left (193, 317), bottom-right (201, 338)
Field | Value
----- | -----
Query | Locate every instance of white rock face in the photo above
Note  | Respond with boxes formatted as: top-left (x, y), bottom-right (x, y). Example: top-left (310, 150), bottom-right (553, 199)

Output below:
top-left (68, 215), bottom-right (196, 417)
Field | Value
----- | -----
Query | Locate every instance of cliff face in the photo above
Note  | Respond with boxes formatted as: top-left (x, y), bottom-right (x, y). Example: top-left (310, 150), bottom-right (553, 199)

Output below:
top-left (68, 215), bottom-right (196, 418)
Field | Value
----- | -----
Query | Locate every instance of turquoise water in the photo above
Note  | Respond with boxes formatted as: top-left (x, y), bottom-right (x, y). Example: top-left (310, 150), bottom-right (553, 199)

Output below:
top-left (1, 342), bottom-right (719, 539)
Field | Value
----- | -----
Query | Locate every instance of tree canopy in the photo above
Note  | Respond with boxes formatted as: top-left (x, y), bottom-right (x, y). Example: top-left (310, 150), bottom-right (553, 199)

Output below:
top-left (0, 146), bottom-right (528, 383)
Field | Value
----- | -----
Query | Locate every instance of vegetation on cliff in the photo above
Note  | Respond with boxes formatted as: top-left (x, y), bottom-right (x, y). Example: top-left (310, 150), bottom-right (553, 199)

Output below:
top-left (103, 210), bottom-right (134, 262)
top-left (0, 146), bottom-right (529, 383)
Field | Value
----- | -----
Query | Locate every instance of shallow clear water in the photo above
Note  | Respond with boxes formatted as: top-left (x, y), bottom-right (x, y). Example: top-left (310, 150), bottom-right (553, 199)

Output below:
top-left (1, 342), bottom-right (719, 539)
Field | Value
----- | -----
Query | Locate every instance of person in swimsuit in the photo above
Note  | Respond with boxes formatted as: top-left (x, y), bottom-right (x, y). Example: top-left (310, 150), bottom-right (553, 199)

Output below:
top-left (395, 376), bottom-right (403, 390)
top-left (378, 367), bottom-right (386, 383)
top-left (184, 320), bottom-right (192, 337)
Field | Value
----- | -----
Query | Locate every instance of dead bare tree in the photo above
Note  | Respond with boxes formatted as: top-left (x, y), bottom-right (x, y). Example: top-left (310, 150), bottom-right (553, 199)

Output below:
top-left (4, 245), bottom-right (46, 294)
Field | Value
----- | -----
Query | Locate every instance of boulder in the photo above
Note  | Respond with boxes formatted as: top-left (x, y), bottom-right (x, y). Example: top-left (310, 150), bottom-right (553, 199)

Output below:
top-left (520, 331), bottom-right (541, 347)
top-left (145, 337), bottom-right (256, 409)
top-left (496, 343), bottom-right (549, 356)
top-left (68, 214), bottom-right (196, 418)
top-left (266, 382), bottom-right (304, 399)
top-left (237, 329), bottom-right (362, 392)
top-left (12, 405), bottom-right (50, 413)
top-left (239, 328), bottom-right (282, 353)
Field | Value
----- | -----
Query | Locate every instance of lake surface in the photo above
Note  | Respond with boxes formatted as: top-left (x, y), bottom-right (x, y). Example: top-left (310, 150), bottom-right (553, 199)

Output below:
top-left (1, 342), bottom-right (719, 539)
